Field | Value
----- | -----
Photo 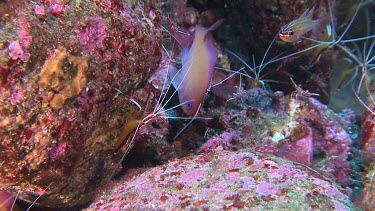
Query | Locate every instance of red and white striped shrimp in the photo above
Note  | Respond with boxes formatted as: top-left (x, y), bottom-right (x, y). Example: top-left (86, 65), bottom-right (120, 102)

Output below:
top-left (111, 20), bottom-right (223, 156)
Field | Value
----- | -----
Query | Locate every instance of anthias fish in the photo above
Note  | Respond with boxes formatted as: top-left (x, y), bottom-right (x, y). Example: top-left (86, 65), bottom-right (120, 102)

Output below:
top-left (170, 20), bottom-right (221, 116)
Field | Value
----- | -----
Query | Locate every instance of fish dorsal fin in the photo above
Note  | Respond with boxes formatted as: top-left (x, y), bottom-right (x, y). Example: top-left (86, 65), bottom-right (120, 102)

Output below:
top-left (301, 4), bottom-right (316, 19)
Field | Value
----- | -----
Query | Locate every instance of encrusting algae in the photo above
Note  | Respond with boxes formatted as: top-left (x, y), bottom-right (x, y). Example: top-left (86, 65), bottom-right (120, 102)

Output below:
top-left (38, 47), bottom-right (89, 109)
top-left (0, 0), bottom-right (164, 208)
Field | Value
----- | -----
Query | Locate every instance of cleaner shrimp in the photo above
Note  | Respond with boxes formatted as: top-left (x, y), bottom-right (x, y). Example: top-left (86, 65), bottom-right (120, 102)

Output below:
top-left (263, 0), bottom-right (375, 68)
top-left (109, 37), bottom-right (214, 179)
top-left (111, 18), bottom-right (226, 159)
top-left (215, 0), bottom-right (375, 115)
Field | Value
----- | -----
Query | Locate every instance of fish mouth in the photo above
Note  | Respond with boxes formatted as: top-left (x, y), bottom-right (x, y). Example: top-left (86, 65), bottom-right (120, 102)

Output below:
top-left (279, 31), bottom-right (294, 37)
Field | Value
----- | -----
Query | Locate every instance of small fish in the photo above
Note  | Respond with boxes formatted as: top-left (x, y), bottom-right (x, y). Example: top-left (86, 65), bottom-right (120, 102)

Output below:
top-left (279, 5), bottom-right (321, 43)
top-left (169, 20), bottom-right (222, 116)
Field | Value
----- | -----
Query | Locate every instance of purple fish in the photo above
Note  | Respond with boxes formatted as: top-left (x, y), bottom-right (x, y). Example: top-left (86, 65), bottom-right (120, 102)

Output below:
top-left (170, 20), bottom-right (222, 116)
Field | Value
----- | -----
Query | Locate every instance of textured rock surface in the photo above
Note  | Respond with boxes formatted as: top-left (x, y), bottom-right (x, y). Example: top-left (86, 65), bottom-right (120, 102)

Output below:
top-left (85, 149), bottom-right (353, 210)
top-left (361, 104), bottom-right (375, 162)
top-left (357, 163), bottom-right (375, 209)
top-left (0, 0), bottom-right (163, 207)
top-left (358, 104), bottom-right (375, 209)
top-left (198, 87), bottom-right (354, 187)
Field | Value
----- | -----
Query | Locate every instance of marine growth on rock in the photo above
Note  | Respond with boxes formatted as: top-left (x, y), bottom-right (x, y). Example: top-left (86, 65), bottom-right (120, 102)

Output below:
top-left (1, 0), bottom-right (375, 210)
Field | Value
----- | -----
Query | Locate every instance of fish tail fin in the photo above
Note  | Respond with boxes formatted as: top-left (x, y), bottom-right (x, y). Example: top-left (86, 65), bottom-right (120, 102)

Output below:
top-left (312, 15), bottom-right (330, 38)
top-left (208, 18), bottom-right (225, 31)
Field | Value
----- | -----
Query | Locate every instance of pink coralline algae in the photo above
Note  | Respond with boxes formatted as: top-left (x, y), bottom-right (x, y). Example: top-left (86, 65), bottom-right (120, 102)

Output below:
top-left (34, 5), bottom-right (46, 19)
top-left (276, 119), bottom-right (314, 166)
top-left (8, 41), bottom-right (30, 62)
top-left (9, 89), bottom-right (25, 105)
top-left (256, 182), bottom-right (278, 196)
top-left (85, 150), bottom-right (353, 210)
top-left (198, 129), bottom-right (242, 153)
top-left (48, 3), bottom-right (67, 18)
top-left (77, 18), bottom-right (107, 55)
top-left (7, 21), bottom-right (33, 63)
top-left (198, 87), bottom-right (354, 187)
top-left (18, 29), bottom-right (32, 49)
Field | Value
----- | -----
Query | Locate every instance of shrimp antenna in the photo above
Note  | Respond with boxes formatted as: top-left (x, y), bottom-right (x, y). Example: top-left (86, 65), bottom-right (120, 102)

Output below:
top-left (259, 33), bottom-right (278, 74)
top-left (353, 85), bottom-right (375, 116)
top-left (26, 182), bottom-right (53, 211)
top-left (0, 191), bottom-right (19, 211)
top-left (173, 102), bottom-right (202, 140)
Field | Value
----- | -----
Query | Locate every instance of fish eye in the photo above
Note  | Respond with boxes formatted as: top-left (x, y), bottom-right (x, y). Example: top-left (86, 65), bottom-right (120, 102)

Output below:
top-left (279, 31), bottom-right (294, 37)
top-left (187, 101), bottom-right (193, 108)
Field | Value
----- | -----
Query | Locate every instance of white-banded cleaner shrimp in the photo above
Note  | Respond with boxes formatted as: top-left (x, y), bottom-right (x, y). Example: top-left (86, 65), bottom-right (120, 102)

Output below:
top-left (109, 47), bottom-right (190, 162)
top-left (108, 17), bottom-right (225, 173)
top-left (108, 33), bottom-right (217, 179)
top-left (212, 28), bottom-right (296, 94)
top-left (224, 0), bottom-right (373, 105)
top-left (264, 0), bottom-right (375, 66)
top-left (216, 47), bottom-right (290, 91)
top-left (347, 8), bottom-right (375, 115)
top-left (296, 0), bottom-right (375, 113)
top-left (270, 0), bottom-right (375, 115)
top-left (207, 2), bottom-right (330, 96)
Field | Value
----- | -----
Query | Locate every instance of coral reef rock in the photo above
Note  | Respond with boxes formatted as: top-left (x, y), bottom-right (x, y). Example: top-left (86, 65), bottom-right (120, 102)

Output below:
top-left (357, 164), bottom-right (375, 209)
top-left (202, 87), bottom-right (354, 188)
top-left (0, 0), bottom-right (163, 207)
top-left (361, 104), bottom-right (375, 162)
top-left (85, 149), bottom-right (353, 210)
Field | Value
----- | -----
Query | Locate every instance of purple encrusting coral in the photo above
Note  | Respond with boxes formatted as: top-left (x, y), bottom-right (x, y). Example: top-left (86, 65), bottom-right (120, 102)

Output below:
top-left (85, 150), bottom-right (353, 210)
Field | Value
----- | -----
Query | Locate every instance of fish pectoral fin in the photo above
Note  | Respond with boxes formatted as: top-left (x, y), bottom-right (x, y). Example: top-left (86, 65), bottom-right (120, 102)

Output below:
top-left (168, 65), bottom-right (185, 90)
top-left (181, 47), bottom-right (189, 65)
